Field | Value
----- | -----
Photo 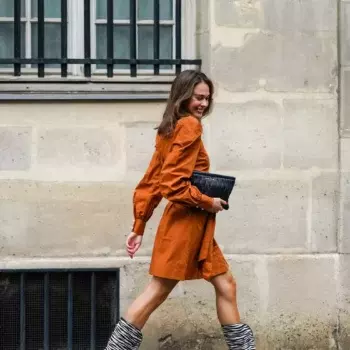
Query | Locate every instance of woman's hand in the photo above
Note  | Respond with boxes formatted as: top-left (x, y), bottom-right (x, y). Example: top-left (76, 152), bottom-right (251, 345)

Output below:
top-left (126, 232), bottom-right (143, 259)
top-left (208, 198), bottom-right (227, 213)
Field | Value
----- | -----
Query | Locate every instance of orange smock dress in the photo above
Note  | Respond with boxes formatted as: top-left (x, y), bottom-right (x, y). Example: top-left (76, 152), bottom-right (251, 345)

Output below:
top-left (132, 116), bottom-right (229, 281)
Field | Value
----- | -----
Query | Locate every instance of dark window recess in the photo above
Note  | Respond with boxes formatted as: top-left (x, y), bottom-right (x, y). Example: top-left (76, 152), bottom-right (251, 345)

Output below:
top-left (0, 0), bottom-right (201, 79)
top-left (0, 269), bottom-right (120, 350)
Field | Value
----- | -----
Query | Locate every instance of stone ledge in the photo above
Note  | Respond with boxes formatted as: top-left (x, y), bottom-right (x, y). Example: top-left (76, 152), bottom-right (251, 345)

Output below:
top-left (0, 81), bottom-right (172, 101)
top-left (0, 254), bottom-right (340, 270)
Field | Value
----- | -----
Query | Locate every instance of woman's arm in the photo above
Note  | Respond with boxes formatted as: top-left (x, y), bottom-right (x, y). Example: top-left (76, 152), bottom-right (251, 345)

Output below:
top-left (159, 116), bottom-right (214, 211)
top-left (132, 145), bottom-right (163, 236)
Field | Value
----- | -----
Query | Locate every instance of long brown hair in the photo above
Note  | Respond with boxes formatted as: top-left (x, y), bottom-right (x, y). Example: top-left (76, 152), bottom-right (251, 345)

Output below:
top-left (157, 70), bottom-right (214, 137)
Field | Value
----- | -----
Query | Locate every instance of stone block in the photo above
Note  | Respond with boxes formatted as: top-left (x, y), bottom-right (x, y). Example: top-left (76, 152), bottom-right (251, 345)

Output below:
top-left (283, 99), bottom-right (338, 169)
top-left (341, 1), bottom-right (350, 64)
top-left (37, 127), bottom-right (121, 167)
top-left (339, 254), bottom-right (350, 349)
top-left (262, 0), bottom-right (337, 33)
top-left (340, 173), bottom-right (350, 253)
top-left (210, 101), bottom-right (282, 170)
top-left (0, 102), bottom-right (165, 125)
top-left (215, 179), bottom-right (308, 253)
top-left (311, 173), bottom-right (339, 252)
top-left (214, 0), bottom-right (261, 28)
top-left (0, 201), bottom-right (30, 254)
top-left (0, 127), bottom-right (31, 170)
top-left (341, 70), bottom-right (350, 133)
top-left (265, 256), bottom-right (337, 349)
top-left (341, 139), bottom-right (350, 171)
top-left (0, 181), bottom-right (164, 257)
top-left (119, 262), bottom-right (151, 305)
top-left (124, 122), bottom-right (158, 172)
top-left (212, 32), bottom-right (336, 92)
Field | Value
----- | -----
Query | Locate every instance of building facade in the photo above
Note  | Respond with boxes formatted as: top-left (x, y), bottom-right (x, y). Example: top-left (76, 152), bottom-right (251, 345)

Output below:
top-left (0, 0), bottom-right (349, 348)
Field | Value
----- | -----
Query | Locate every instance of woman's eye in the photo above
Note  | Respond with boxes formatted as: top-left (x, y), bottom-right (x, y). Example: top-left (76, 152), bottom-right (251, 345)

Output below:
top-left (195, 95), bottom-right (209, 101)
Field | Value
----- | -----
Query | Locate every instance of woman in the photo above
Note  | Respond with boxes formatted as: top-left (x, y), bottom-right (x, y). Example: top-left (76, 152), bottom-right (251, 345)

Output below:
top-left (105, 70), bottom-right (256, 350)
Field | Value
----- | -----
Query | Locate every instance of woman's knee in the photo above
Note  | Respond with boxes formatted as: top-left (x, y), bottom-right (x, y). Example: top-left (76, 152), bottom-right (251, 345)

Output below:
top-left (211, 272), bottom-right (237, 297)
top-left (149, 277), bottom-right (178, 303)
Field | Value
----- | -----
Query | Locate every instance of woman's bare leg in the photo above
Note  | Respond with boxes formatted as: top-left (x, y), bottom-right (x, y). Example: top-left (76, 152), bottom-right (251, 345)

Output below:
top-left (105, 276), bottom-right (178, 350)
top-left (124, 276), bottom-right (179, 329)
top-left (210, 271), bottom-right (256, 349)
top-left (209, 271), bottom-right (240, 325)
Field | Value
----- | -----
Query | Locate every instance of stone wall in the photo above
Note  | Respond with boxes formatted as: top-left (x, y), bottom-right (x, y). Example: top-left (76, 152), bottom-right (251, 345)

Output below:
top-left (0, 0), bottom-right (349, 349)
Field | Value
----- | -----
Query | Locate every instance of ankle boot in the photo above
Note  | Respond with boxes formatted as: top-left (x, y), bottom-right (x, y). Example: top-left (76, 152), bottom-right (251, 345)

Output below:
top-left (105, 318), bottom-right (143, 350)
top-left (222, 323), bottom-right (256, 350)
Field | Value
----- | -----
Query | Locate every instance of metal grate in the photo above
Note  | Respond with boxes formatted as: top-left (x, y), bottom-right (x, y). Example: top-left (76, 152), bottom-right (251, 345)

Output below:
top-left (0, 0), bottom-right (201, 79)
top-left (0, 269), bottom-right (120, 350)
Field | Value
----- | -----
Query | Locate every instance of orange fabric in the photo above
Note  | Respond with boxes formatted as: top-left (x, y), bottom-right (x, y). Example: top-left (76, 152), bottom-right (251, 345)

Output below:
top-left (132, 116), bottom-right (228, 280)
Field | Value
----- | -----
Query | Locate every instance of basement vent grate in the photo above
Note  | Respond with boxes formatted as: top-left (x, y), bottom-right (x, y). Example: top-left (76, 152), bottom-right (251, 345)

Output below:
top-left (0, 269), bottom-right (120, 350)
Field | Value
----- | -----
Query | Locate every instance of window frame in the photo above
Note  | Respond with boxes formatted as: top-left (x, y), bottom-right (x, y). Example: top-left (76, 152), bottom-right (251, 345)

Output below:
top-left (90, 0), bottom-right (177, 76)
top-left (0, 0), bottom-right (199, 100)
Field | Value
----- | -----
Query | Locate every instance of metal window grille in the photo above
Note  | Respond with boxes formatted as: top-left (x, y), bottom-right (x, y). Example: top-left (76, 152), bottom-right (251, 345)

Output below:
top-left (0, 269), bottom-right (120, 350)
top-left (0, 0), bottom-right (201, 79)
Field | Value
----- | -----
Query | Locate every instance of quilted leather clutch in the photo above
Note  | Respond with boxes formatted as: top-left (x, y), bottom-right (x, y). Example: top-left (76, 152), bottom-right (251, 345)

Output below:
top-left (190, 171), bottom-right (236, 210)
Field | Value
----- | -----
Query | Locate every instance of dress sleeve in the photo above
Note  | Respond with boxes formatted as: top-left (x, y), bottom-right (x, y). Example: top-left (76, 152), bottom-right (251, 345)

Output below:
top-left (132, 144), bottom-right (163, 236)
top-left (159, 116), bottom-right (214, 211)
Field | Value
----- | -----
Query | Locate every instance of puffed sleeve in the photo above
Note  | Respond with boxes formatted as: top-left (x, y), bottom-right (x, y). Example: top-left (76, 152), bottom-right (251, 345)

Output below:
top-left (132, 143), bottom-right (163, 236)
top-left (159, 116), bottom-right (214, 211)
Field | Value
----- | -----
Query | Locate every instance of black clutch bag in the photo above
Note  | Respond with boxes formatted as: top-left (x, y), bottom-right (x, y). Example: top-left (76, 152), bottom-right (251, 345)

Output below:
top-left (190, 171), bottom-right (236, 210)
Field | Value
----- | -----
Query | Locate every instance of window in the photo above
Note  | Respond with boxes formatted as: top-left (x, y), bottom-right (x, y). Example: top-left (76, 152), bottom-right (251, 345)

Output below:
top-left (0, 0), bottom-right (200, 83)
top-left (0, 269), bottom-right (120, 349)
top-left (0, 0), bottom-right (63, 71)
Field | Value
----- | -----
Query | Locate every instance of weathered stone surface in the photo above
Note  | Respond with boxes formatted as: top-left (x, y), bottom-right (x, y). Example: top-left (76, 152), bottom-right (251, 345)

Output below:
top-left (0, 102), bottom-right (165, 125)
top-left (265, 256), bottom-right (338, 349)
top-left (124, 122), bottom-right (158, 172)
top-left (0, 181), bottom-right (164, 257)
top-left (341, 139), bottom-right (350, 171)
top-left (37, 127), bottom-right (121, 166)
top-left (283, 99), bottom-right (338, 169)
top-left (0, 127), bottom-right (31, 170)
top-left (311, 173), bottom-right (339, 252)
top-left (215, 179), bottom-right (308, 253)
top-left (210, 101), bottom-right (282, 170)
top-left (262, 0), bottom-right (337, 33)
top-left (212, 32), bottom-right (336, 92)
top-left (214, 0), bottom-right (261, 28)
top-left (341, 70), bottom-right (350, 133)
top-left (340, 173), bottom-right (350, 253)
top-left (0, 201), bottom-right (30, 255)
top-left (339, 254), bottom-right (350, 349)
top-left (341, 1), bottom-right (350, 64)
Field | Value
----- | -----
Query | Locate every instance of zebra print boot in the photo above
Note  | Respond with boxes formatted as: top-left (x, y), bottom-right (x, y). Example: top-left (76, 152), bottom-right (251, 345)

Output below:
top-left (222, 323), bottom-right (256, 350)
top-left (105, 318), bottom-right (143, 350)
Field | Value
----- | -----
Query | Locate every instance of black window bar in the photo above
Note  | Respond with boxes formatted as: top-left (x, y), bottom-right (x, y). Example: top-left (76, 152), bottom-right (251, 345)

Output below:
top-left (1, 0), bottom-right (201, 79)
top-left (0, 269), bottom-right (120, 350)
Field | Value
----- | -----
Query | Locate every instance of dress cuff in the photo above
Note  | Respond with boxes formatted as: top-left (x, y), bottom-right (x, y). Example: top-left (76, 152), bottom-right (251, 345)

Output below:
top-left (199, 194), bottom-right (214, 212)
top-left (132, 219), bottom-right (146, 236)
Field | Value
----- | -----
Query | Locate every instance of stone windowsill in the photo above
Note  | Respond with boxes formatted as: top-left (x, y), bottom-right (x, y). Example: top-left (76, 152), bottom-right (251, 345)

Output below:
top-left (0, 75), bottom-right (174, 101)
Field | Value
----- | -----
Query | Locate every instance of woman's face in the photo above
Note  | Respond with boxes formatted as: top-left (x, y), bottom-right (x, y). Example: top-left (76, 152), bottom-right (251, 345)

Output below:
top-left (187, 82), bottom-right (210, 119)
